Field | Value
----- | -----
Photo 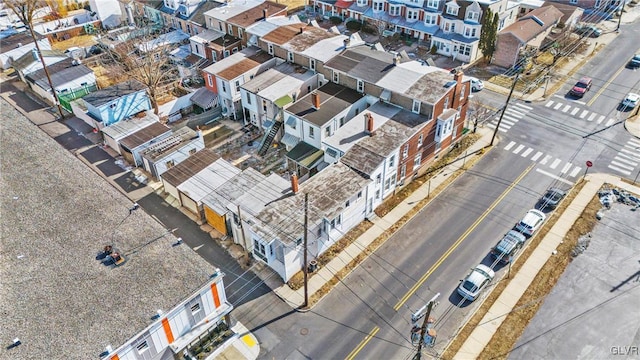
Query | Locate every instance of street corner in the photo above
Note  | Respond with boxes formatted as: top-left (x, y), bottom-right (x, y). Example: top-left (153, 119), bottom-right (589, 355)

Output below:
top-left (214, 321), bottom-right (260, 360)
top-left (624, 113), bottom-right (640, 139)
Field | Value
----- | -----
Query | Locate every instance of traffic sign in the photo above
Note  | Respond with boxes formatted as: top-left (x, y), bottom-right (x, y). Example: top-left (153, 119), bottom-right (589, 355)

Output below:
top-left (586, 161), bottom-right (593, 168)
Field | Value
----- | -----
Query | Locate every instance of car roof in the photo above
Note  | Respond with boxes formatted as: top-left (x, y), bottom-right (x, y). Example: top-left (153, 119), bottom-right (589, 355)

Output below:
top-left (578, 77), bottom-right (592, 83)
top-left (522, 209), bottom-right (546, 223)
top-left (626, 93), bottom-right (640, 100)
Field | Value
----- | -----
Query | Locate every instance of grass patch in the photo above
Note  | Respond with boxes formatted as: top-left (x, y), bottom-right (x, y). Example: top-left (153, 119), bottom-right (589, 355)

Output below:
top-left (441, 179), bottom-right (602, 360)
top-left (375, 134), bottom-right (481, 217)
top-left (287, 220), bottom-right (373, 290)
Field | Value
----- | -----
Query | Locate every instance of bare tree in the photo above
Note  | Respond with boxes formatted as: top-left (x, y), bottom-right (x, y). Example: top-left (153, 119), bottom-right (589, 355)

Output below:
top-left (369, 17), bottom-right (388, 38)
top-left (5, 0), bottom-right (65, 119)
top-left (468, 97), bottom-right (493, 133)
top-left (99, 28), bottom-right (180, 114)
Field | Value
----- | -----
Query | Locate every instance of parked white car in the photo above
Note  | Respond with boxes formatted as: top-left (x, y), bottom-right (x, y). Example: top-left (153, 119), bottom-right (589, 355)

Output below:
top-left (457, 264), bottom-right (495, 301)
top-left (515, 209), bottom-right (546, 236)
top-left (469, 77), bottom-right (484, 92)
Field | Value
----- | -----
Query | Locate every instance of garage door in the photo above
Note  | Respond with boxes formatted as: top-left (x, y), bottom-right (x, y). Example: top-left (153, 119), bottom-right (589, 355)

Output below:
top-left (204, 205), bottom-right (227, 235)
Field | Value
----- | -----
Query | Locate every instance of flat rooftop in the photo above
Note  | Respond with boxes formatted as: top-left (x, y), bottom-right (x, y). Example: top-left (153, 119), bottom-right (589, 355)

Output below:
top-left (253, 162), bottom-right (370, 244)
top-left (0, 98), bottom-right (218, 359)
top-left (286, 82), bottom-right (364, 127)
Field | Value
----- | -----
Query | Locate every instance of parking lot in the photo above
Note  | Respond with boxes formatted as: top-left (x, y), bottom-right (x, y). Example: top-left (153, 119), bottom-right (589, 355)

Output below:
top-left (509, 192), bottom-right (640, 359)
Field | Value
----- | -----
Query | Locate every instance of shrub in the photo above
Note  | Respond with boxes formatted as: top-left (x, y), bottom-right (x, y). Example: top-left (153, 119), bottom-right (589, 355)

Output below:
top-left (430, 45), bottom-right (438, 55)
top-left (329, 16), bottom-right (342, 25)
top-left (346, 20), bottom-right (362, 31)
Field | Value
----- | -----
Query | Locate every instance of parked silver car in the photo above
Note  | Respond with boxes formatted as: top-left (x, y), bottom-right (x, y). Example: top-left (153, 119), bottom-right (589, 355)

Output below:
top-left (457, 264), bottom-right (495, 301)
top-left (515, 209), bottom-right (546, 236)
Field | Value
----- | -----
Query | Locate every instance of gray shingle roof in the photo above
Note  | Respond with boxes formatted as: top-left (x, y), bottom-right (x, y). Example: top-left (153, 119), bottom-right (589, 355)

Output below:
top-left (0, 98), bottom-right (218, 360)
top-left (25, 58), bottom-right (94, 91)
top-left (82, 80), bottom-right (147, 107)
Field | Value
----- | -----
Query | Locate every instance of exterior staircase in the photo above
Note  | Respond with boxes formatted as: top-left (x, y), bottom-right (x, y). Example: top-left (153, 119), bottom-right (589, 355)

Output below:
top-left (258, 110), bottom-right (284, 156)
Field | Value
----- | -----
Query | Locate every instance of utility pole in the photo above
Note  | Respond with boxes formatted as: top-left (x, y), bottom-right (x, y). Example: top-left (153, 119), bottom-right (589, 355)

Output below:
top-left (616, 3), bottom-right (623, 32)
top-left (411, 293), bottom-right (440, 360)
top-left (543, 74), bottom-right (551, 98)
top-left (302, 193), bottom-right (309, 309)
top-left (490, 73), bottom-right (520, 146)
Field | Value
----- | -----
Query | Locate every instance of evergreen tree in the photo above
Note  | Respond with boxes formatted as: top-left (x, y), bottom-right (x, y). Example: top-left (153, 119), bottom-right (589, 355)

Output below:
top-left (479, 9), bottom-right (499, 61)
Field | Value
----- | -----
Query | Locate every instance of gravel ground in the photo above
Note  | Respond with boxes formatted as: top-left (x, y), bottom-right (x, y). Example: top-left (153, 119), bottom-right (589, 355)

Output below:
top-left (0, 98), bottom-right (219, 360)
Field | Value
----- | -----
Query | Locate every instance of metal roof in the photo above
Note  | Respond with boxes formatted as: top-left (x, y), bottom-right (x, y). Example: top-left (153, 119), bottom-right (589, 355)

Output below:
top-left (25, 58), bottom-right (94, 91)
top-left (161, 148), bottom-right (220, 186)
top-left (82, 80), bottom-right (147, 107)
top-left (285, 82), bottom-right (363, 126)
top-left (177, 158), bottom-right (241, 203)
top-left (101, 113), bottom-right (159, 141)
top-left (119, 121), bottom-right (172, 150)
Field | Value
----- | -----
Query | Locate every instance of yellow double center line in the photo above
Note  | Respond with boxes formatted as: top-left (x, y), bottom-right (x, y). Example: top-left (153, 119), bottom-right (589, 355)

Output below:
top-left (587, 64), bottom-right (626, 107)
top-left (345, 164), bottom-right (534, 360)
top-left (394, 164), bottom-right (534, 310)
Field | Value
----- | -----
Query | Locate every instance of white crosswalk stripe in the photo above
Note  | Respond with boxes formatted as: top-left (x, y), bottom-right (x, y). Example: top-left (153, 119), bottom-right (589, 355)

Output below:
top-left (608, 165), bottom-right (631, 176)
top-left (554, 103), bottom-right (563, 110)
top-left (579, 110), bottom-right (588, 118)
top-left (615, 155), bottom-right (638, 165)
top-left (504, 141), bottom-right (516, 150)
top-left (531, 151), bottom-right (543, 161)
top-left (611, 160), bottom-right (634, 170)
top-left (588, 113), bottom-right (596, 121)
top-left (562, 105), bottom-right (571, 112)
top-left (521, 148), bottom-right (534, 157)
top-left (605, 118), bottom-right (615, 127)
top-left (550, 159), bottom-right (562, 169)
top-left (514, 103), bottom-right (533, 110)
top-left (545, 100), bottom-right (554, 107)
top-left (569, 167), bottom-right (582, 177)
top-left (513, 144), bottom-right (525, 154)
top-left (540, 155), bottom-right (552, 165)
top-left (561, 162), bottom-right (572, 174)
top-left (570, 107), bottom-right (580, 115)
top-left (597, 115), bottom-right (605, 124)
top-left (607, 139), bottom-right (640, 177)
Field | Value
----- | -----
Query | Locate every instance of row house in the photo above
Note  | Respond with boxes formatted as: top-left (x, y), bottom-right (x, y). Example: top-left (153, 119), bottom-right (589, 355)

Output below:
top-left (282, 82), bottom-right (368, 179)
top-left (249, 162), bottom-right (371, 282)
top-left (240, 62), bottom-right (318, 132)
top-left (141, 126), bottom-right (206, 179)
top-left (226, 1), bottom-right (288, 46)
top-left (78, 80), bottom-right (153, 129)
top-left (244, 15), bottom-right (304, 48)
top-left (201, 46), bottom-right (278, 121)
top-left (22, 57), bottom-right (96, 106)
top-left (322, 43), bottom-right (470, 176)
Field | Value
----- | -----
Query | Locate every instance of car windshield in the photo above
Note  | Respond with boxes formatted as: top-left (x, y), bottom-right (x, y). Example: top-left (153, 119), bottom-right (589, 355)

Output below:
top-left (575, 82), bottom-right (588, 88)
top-left (547, 191), bottom-right (563, 201)
top-left (462, 280), bottom-right (478, 292)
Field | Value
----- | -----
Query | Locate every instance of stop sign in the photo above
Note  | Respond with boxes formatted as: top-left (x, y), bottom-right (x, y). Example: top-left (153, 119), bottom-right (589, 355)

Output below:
top-left (586, 161), bottom-right (593, 168)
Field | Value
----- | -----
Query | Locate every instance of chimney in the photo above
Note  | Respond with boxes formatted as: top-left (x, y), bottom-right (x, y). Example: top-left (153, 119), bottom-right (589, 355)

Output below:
top-left (453, 70), bottom-right (464, 108)
top-left (311, 92), bottom-right (320, 109)
top-left (291, 173), bottom-right (299, 193)
top-left (365, 113), bottom-right (374, 136)
top-left (263, 8), bottom-right (268, 19)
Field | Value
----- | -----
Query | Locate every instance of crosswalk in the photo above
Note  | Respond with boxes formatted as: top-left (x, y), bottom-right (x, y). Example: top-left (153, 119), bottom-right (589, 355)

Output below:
top-left (608, 138), bottom-right (640, 176)
top-left (503, 141), bottom-right (583, 180)
top-left (544, 99), bottom-right (618, 127)
top-left (486, 103), bottom-right (532, 133)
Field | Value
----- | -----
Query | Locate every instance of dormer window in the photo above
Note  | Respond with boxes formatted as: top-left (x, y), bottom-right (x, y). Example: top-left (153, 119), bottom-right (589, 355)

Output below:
top-left (412, 99), bottom-right (421, 113)
top-left (357, 79), bottom-right (364, 93)
top-left (268, 43), bottom-right (274, 55)
top-left (373, 1), bottom-right (384, 12)
top-left (466, 10), bottom-right (479, 21)
top-left (425, 14), bottom-right (437, 24)
top-left (357, 0), bottom-right (367, 6)
top-left (310, 58), bottom-right (316, 71)
top-left (446, 4), bottom-right (458, 16)
top-left (287, 51), bottom-right (294, 62)
top-left (407, 9), bottom-right (419, 21)
top-left (426, 0), bottom-right (438, 8)
top-left (389, 5), bottom-right (401, 16)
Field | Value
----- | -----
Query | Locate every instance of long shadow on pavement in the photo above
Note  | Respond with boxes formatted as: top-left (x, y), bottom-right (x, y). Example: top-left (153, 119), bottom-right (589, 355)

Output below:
top-left (137, 192), bottom-right (272, 307)
top-left (114, 172), bottom-right (148, 194)
top-left (53, 130), bottom-right (93, 152)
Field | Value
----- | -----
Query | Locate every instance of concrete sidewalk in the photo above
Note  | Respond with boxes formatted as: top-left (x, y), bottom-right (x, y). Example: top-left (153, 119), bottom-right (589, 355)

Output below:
top-left (257, 126), bottom-right (497, 309)
top-left (452, 173), bottom-right (640, 359)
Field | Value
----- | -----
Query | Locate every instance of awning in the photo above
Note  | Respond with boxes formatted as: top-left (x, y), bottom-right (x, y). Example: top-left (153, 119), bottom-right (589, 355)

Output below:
top-left (380, 89), bottom-right (391, 101)
top-left (262, 119), bottom-right (273, 130)
top-left (280, 133), bottom-right (300, 148)
top-left (287, 141), bottom-right (324, 169)
top-left (191, 87), bottom-right (218, 109)
top-left (274, 94), bottom-right (293, 108)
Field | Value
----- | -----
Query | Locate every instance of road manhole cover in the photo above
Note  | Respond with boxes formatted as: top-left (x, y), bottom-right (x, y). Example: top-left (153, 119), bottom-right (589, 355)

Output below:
top-left (300, 328), bottom-right (309, 336)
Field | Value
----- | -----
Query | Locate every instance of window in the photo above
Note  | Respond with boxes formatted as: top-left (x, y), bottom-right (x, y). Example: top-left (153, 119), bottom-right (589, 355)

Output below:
top-left (417, 134), bottom-right (423, 147)
top-left (375, 189), bottom-right (381, 199)
top-left (254, 239), bottom-right (266, 255)
top-left (345, 200), bottom-right (350, 207)
top-left (389, 155), bottom-right (395, 167)
top-left (373, 1), bottom-right (384, 11)
top-left (385, 177), bottom-right (391, 190)
top-left (401, 164), bottom-right (406, 178)
top-left (246, 92), bottom-right (251, 105)
top-left (262, 100), bottom-right (267, 111)
top-left (402, 144), bottom-right (409, 158)
top-left (339, 117), bottom-right (345, 127)
top-left (310, 58), bottom-right (316, 71)
top-left (413, 153), bottom-right (422, 169)
top-left (309, 126), bottom-right (315, 138)
top-left (332, 71), bottom-right (339, 83)
top-left (460, 85), bottom-right (465, 99)
top-left (427, 0), bottom-right (438, 8)
top-left (218, 22), bottom-right (223, 31)
top-left (570, 0), bottom-right (577, 3)
top-left (466, 10), bottom-right (479, 21)
top-left (268, 43), bottom-right (274, 55)
top-left (221, 82), bottom-right (226, 93)
top-left (224, 50), bottom-right (230, 57)
top-left (287, 51), bottom-right (294, 62)
top-left (458, 44), bottom-right (471, 56)
top-left (357, 191), bottom-right (362, 199)
top-left (376, 173), bottom-right (382, 184)
top-left (296, 238), bottom-right (302, 246)
top-left (325, 126), bottom-right (331, 137)
top-left (238, 28), bottom-right (243, 38)
top-left (425, 14), bottom-right (437, 24)
top-left (191, 303), bottom-right (201, 314)
top-left (227, 25), bottom-right (233, 35)
top-left (357, 0), bottom-right (367, 6)
top-left (137, 341), bottom-right (149, 354)
top-left (109, 102), bottom-right (117, 109)
top-left (412, 99), bottom-right (421, 113)
top-left (166, 160), bottom-right (175, 168)
top-left (357, 79), bottom-right (364, 93)
top-left (407, 9), bottom-right (418, 21)
top-left (446, 4), bottom-right (458, 16)
top-left (389, 5), bottom-right (401, 16)
top-left (235, 80), bottom-right (240, 92)
top-left (207, 74), bottom-right (213, 87)
top-left (189, 148), bottom-right (197, 155)
top-left (232, 47), bottom-right (238, 54)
